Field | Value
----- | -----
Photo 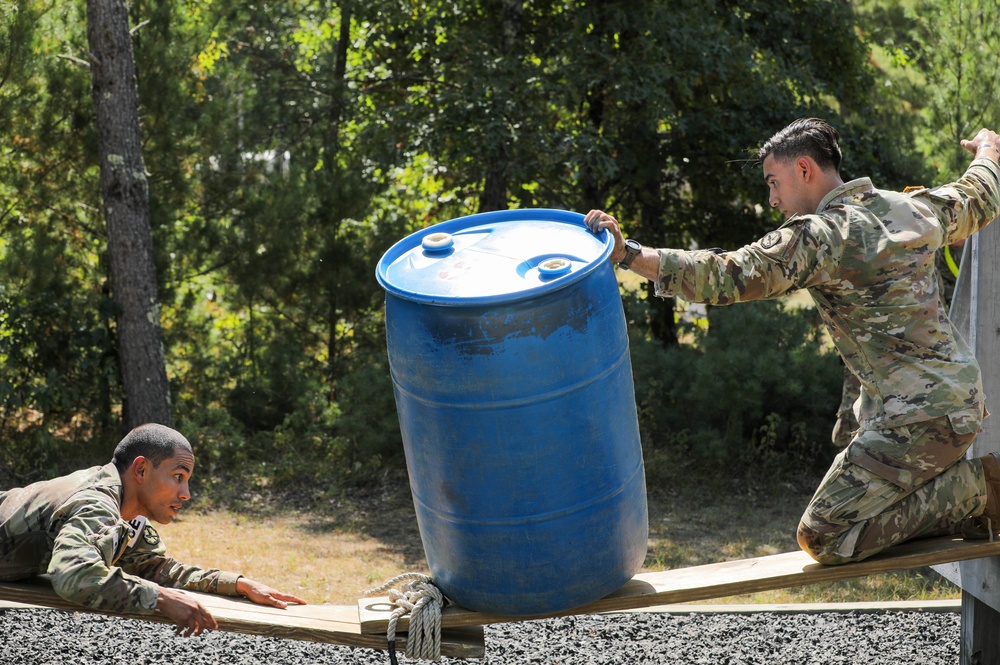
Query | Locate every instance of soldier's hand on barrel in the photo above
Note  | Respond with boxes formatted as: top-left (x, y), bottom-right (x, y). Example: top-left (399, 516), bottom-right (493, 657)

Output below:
top-left (585, 210), bottom-right (627, 262)
top-left (236, 577), bottom-right (308, 609)
top-left (585, 209), bottom-right (620, 234)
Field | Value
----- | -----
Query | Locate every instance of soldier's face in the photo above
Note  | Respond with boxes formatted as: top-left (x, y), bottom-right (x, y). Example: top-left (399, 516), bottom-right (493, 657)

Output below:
top-left (763, 154), bottom-right (812, 218)
top-left (135, 451), bottom-right (195, 525)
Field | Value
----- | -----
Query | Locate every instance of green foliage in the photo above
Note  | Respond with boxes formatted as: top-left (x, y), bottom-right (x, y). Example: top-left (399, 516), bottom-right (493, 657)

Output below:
top-left (631, 296), bottom-right (843, 482)
top-left (0, 288), bottom-right (117, 420)
top-left (855, 0), bottom-right (1000, 181)
top-left (0, 0), bottom-right (973, 500)
top-left (0, 423), bottom-right (116, 489)
top-left (174, 342), bottom-right (402, 500)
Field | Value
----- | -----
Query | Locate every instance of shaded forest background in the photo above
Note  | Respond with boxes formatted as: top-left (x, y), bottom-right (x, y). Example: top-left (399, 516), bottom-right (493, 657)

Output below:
top-left (2, 0), bottom-right (999, 500)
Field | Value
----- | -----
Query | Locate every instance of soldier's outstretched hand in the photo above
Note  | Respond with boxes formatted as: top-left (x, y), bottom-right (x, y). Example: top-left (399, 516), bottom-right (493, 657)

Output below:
top-left (236, 577), bottom-right (307, 609)
top-left (961, 128), bottom-right (1000, 155)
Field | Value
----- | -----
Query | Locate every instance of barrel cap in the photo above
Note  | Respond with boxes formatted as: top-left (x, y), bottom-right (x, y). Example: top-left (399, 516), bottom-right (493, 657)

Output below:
top-left (376, 209), bottom-right (611, 305)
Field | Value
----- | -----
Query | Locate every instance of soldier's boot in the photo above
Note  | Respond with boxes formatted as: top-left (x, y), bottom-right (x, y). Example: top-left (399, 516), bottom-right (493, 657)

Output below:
top-left (962, 452), bottom-right (1000, 541)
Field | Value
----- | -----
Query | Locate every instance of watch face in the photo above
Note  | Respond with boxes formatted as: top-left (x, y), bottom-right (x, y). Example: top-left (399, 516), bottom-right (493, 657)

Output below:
top-left (619, 239), bottom-right (640, 269)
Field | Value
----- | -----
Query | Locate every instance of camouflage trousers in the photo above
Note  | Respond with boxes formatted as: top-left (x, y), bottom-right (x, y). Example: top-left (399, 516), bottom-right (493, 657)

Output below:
top-left (799, 415), bottom-right (985, 565)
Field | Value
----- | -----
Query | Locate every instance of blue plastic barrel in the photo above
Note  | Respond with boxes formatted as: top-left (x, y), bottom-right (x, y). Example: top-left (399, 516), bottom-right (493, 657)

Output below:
top-left (376, 209), bottom-right (647, 615)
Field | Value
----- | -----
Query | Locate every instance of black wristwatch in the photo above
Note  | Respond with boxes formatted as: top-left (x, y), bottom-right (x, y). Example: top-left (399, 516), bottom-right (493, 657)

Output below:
top-left (618, 239), bottom-right (642, 271)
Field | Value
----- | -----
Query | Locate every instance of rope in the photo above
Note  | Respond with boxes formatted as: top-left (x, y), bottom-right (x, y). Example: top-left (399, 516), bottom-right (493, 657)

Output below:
top-left (364, 572), bottom-right (448, 663)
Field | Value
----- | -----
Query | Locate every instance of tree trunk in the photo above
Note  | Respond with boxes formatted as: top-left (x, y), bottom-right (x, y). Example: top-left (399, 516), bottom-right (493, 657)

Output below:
top-left (323, 0), bottom-right (352, 397)
top-left (477, 0), bottom-right (522, 213)
top-left (87, 0), bottom-right (171, 427)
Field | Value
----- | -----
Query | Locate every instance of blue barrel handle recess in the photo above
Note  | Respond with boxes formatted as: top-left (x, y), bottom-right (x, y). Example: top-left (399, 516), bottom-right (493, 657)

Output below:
top-left (377, 208), bottom-right (647, 615)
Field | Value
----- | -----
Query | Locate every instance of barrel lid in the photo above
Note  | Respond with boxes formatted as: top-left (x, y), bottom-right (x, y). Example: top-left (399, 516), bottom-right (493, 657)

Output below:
top-left (376, 209), bottom-right (611, 305)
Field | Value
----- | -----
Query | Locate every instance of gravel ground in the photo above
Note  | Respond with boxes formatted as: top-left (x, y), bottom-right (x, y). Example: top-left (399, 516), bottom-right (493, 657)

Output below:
top-left (0, 607), bottom-right (959, 664)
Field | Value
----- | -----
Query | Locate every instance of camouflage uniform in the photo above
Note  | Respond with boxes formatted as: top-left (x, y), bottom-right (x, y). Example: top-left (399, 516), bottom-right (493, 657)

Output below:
top-left (831, 240), bottom-right (962, 450)
top-left (0, 463), bottom-right (241, 613)
top-left (654, 157), bottom-right (1000, 564)
top-left (832, 367), bottom-right (862, 449)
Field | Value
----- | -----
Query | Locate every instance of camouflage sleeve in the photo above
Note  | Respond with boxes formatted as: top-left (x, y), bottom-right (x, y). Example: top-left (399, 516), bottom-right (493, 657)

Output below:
top-left (913, 158), bottom-right (1000, 243)
top-left (116, 524), bottom-right (242, 597)
top-left (654, 218), bottom-right (841, 304)
top-left (46, 495), bottom-right (160, 614)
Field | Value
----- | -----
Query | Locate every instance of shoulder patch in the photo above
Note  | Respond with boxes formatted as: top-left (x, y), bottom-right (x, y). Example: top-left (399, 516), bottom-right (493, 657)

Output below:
top-left (142, 525), bottom-right (161, 546)
top-left (903, 185), bottom-right (927, 194)
top-left (751, 224), bottom-right (804, 264)
top-left (759, 231), bottom-right (782, 249)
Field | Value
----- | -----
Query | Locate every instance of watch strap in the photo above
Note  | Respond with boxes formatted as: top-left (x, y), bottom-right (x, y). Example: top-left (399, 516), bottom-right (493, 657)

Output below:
top-left (618, 240), bottom-right (641, 270)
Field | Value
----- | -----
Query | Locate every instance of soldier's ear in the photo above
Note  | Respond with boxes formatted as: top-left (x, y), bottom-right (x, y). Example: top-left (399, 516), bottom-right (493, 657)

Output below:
top-left (796, 157), bottom-right (812, 182)
top-left (130, 456), bottom-right (149, 483)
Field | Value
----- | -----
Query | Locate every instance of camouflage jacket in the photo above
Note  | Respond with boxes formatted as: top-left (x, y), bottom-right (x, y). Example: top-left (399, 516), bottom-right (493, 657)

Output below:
top-left (655, 157), bottom-right (1000, 432)
top-left (0, 463), bottom-right (241, 614)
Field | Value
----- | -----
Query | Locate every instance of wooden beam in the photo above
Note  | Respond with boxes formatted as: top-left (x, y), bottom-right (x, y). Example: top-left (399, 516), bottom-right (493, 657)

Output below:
top-left (359, 535), bottom-right (1000, 633)
top-left (930, 217), bottom-right (1000, 665)
top-left (0, 577), bottom-right (484, 659)
top-left (955, 194), bottom-right (1000, 664)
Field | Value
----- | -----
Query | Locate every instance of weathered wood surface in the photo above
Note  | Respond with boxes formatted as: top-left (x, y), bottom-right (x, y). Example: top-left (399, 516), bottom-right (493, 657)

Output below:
top-left (0, 577), bottom-right (484, 658)
top-left (935, 230), bottom-right (1000, 611)
top-left (945, 181), bottom-right (1000, 663)
top-left (360, 535), bottom-right (1000, 633)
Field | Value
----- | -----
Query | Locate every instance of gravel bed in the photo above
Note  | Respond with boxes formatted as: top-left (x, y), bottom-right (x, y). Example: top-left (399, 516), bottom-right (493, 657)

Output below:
top-left (0, 607), bottom-right (959, 664)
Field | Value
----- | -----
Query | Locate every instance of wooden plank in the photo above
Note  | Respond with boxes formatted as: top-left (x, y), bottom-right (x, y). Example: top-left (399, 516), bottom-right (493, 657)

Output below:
top-left (609, 599), bottom-right (962, 615)
top-left (0, 577), bottom-right (484, 658)
top-left (359, 535), bottom-right (1000, 633)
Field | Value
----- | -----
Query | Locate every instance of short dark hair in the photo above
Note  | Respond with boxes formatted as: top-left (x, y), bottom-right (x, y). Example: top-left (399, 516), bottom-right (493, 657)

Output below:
top-left (112, 424), bottom-right (192, 473)
top-left (756, 118), bottom-right (842, 173)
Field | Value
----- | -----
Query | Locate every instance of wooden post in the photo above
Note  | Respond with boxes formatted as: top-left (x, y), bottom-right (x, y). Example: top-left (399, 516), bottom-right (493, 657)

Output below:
top-left (929, 219), bottom-right (1000, 664)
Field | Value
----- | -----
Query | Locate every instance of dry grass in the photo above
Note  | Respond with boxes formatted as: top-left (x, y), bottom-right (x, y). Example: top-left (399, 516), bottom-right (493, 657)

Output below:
top-left (157, 477), bottom-right (960, 607)
top-left (647, 483), bottom-right (958, 605)
top-left (157, 483), bottom-right (429, 605)
top-left (157, 510), bottom-right (428, 604)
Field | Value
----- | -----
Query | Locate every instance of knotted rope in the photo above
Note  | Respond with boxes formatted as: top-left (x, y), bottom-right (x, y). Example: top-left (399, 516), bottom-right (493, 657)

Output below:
top-left (364, 572), bottom-right (448, 664)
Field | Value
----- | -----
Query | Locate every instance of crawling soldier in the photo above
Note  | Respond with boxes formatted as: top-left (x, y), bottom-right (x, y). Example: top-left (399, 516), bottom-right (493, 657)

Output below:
top-left (0, 423), bottom-right (307, 636)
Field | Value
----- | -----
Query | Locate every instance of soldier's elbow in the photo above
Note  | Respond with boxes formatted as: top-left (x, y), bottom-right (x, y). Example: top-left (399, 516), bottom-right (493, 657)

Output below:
top-left (49, 567), bottom-right (99, 608)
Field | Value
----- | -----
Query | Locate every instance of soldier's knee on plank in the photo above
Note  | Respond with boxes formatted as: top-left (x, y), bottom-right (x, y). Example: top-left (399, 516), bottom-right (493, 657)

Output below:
top-left (796, 522), bottom-right (853, 566)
